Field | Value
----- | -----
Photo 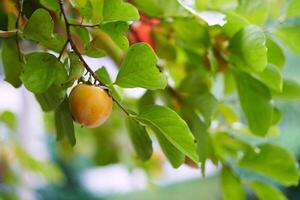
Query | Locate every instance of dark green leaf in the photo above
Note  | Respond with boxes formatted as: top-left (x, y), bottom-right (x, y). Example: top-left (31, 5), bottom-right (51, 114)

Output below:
top-left (138, 91), bottom-right (155, 111)
top-left (35, 85), bottom-right (66, 111)
top-left (182, 111), bottom-right (214, 174)
top-left (24, 9), bottom-right (64, 52)
top-left (250, 181), bottom-right (287, 200)
top-left (115, 43), bottom-right (167, 90)
top-left (1, 37), bottom-right (23, 88)
top-left (62, 52), bottom-right (85, 88)
top-left (239, 144), bottom-right (299, 186)
top-left (126, 117), bottom-right (153, 161)
top-left (138, 105), bottom-right (198, 163)
top-left (221, 167), bottom-right (246, 200)
top-left (229, 25), bottom-right (267, 72)
top-left (40, 0), bottom-right (60, 11)
top-left (55, 97), bottom-right (76, 146)
top-left (95, 67), bottom-right (122, 102)
top-left (234, 70), bottom-right (273, 136)
top-left (21, 52), bottom-right (66, 94)
top-left (155, 128), bottom-right (185, 168)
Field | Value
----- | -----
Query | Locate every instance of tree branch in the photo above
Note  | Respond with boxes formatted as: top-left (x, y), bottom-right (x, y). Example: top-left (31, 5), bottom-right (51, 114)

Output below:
top-left (69, 23), bottom-right (101, 28)
top-left (58, 39), bottom-right (69, 60)
top-left (15, 0), bottom-right (24, 62)
top-left (57, 0), bottom-right (131, 116)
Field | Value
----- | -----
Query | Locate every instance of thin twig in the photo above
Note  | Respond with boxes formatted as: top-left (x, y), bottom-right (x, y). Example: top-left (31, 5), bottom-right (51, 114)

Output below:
top-left (15, 0), bottom-right (24, 62)
top-left (58, 39), bottom-right (69, 60)
top-left (69, 23), bottom-right (101, 28)
top-left (58, 0), bottom-right (131, 116)
top-left (167, 85), bottom-right (184, 102)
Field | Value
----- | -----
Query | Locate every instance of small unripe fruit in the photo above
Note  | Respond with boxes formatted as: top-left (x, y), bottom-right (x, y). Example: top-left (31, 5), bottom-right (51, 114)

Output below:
top-left (69, 84), bottom-right (113, 128)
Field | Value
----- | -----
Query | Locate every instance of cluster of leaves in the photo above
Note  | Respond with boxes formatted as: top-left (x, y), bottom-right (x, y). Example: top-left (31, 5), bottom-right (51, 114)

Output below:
top-left (1, 0), bottom-right (300, 199)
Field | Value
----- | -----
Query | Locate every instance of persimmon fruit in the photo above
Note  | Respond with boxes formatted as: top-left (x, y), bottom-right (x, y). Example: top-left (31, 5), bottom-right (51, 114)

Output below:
top-left (69, 84), bottom-right (113, 128)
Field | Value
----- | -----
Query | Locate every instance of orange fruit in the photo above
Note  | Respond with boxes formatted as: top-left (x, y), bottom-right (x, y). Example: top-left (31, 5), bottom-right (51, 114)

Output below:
top-left (69, 84), bottom-right (113, 128)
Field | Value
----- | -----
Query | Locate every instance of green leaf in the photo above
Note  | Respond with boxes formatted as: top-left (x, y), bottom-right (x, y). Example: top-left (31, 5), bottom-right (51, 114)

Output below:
top-left (138, 91), bottom-right (155, 111)
top-left (286, 0), bottom-right (300, 18)
top-left (21, 52), bottom-right (65, 94)
top-left (236, 0), bottom-right (270, 26)
top-left (213, 132), bottom-right (253, 161)
top-left (184, 92), bottom-right (218, 124)
top-left (272, 107), bottom-right (282, 125)
top-left (234, 70), bottom-right (273, 136)
top-left (218, 104), bottom-right (239, 125)
top-left (155, 129), bottom-right (185, 168)
top-left (62, 52), bottom-right (85, 88)
top-left (223, 12), bottom-right (250, 38)
top-left (138, 105), bottom-right (198, 163)
top-left (35, 86), bottom-right (66, 111)
top-left (70, 0), bottom-right (93, 20)
top-left (0, 111), bottom-right (17, 130)
top-left (250, 181), bottom-right (287, 200)
top-left (153, 30), bottom-right (177, 61)
top-left (40, 0), bottom-right (60, 11)
top-left (173, 18), bottom-right (210, 51)
top-left (256, 64), bottom-right (283, 92)
top-left (24, 9), bottom-right (64, 52)
top-left (274, 25), bottom-right (300, 56)
top-left (273, 79), bottom-right (300, 101)
top-left (69, 19), bottom-right (91, 44)
top-left (134, 0), bottom-right (185, 18)
top-left (103, 0), bottom-right (139, 22)
top-left (95, 67), bottom-right (122, 102)
top-left (115, 43), bottom-right (167, 90)
top-left (229, 25), bottom-right (267, 72)
top-left (266, 37), bottom-right (285, 69)
top-left (126, 117), bottom-right (153, 161)
top-left (55, 97), bottom-right (76, 146)
top-left (224, 71), bottom-right (236, 95)
top-left (221, 167), bottom-right (246, 200)
top-left (101, 22), bottom-right (129, 50)
top-left (90, 0), bottom-right (104, 23)
top-left (1, 37), bottom-right (23, 88)
top-left (95, 66), bottom-right (112, 85)
top-left (239, 144), bottom-right (299, 186)
top-left (182, 111), bottom-right (213, 174)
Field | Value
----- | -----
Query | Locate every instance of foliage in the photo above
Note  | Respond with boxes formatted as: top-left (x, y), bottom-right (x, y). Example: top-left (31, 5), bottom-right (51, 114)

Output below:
top-left (1, 0), bottom-right (300, 199)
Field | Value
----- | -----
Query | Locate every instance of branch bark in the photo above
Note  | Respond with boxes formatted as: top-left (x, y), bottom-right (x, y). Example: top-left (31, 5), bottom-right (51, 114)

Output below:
top-left (15, 0), bottom-right (24, 62)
